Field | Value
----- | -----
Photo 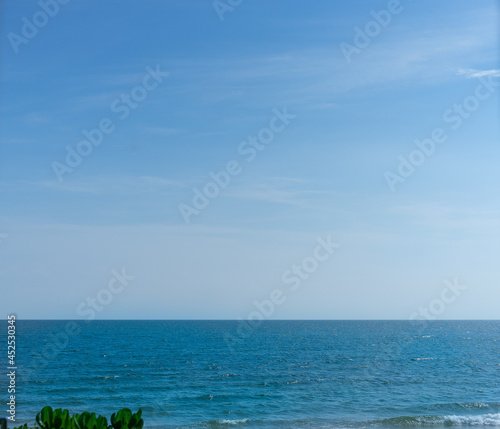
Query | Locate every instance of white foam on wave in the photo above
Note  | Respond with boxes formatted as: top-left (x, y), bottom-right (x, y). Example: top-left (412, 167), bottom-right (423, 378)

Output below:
top-left (418, 413), bottom-right (500, 425)
top-left (215, 419), bottom-right (251, 425)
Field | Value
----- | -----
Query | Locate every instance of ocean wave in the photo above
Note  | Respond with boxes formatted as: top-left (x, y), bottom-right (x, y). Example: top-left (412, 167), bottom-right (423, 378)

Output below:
top-left (378, 413), bottom-right (500, 426)
top-left (213, 419), bottom-right (251, 425)
top-left (428, 403), bottom-right (500, 412)
top-left (411, 357), bottom-right (438, 361)
top-left (185, 418), bottom-right (251, 427)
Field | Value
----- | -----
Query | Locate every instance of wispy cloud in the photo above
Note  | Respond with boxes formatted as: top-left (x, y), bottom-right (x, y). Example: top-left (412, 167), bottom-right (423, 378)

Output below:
top-left (223, 176), bottom-right (344, 207)
top-left (16, 176), bottom-right (184, 195)
top-left (144, 126), bottom-right (186, 136)
top-left (388, 202), bottom-right (500, 231)
top-left (456, 68), bottom-right (500, 79)
top-left (144, 13), bottom-right (497, 111)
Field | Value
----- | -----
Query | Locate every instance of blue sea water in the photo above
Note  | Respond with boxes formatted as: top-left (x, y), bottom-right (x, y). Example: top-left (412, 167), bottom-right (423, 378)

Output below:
top-left (1, 320), bottom-right (500, 428)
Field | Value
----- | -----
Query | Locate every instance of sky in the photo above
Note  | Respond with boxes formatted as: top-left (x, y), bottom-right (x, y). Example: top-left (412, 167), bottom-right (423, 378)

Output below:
top-left (1, 0), bottom-right (499, 320)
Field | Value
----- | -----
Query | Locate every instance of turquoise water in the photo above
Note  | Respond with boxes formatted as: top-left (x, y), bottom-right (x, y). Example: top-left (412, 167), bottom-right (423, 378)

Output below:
top-left (1, 320), bottom-right (500, 428)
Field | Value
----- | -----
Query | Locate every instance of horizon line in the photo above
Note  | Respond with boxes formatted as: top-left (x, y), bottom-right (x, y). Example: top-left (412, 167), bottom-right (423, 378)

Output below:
top-left (5, 318), bottom-right (500, 322)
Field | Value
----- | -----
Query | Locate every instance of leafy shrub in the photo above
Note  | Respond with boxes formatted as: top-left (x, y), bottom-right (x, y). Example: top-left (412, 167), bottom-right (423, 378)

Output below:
top-left (36, 407), bottom-right (76, 429)
top-left (110, 409), bottom-right (143, 429)
top-left (13, 407), bottom-right (143, 429)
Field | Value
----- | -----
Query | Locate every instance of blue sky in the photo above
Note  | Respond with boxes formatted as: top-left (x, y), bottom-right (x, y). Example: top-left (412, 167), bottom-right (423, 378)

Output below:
top-left (1, 0), bottom-right (499, 319)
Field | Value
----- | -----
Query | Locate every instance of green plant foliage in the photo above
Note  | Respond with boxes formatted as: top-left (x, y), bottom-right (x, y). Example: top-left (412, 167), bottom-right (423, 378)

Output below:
top-left (110, 408), bottom-right (143, 429)
top-left (73, 411), bottom-right (107, 429)
top-left (35, 406), bottom-right (75, 429)
top-left (13, 407), bottom-right (143, 429)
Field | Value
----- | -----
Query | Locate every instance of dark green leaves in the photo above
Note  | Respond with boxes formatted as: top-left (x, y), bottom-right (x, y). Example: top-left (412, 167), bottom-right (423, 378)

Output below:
top-left (14, 407), bottom-right (143, 429)
top-left (110, 409), bottom-right (143, 429)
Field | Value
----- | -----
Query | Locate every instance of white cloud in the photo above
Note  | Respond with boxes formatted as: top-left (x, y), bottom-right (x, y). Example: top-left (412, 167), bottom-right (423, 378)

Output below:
top-left (223, 176), bottom-right (341, 207)
top-left (143, 126), bottom-right (186, 136)
top-left (18, 176), bottom-right (184, 195)
top-left (456, 68), bottom-right (500, 79)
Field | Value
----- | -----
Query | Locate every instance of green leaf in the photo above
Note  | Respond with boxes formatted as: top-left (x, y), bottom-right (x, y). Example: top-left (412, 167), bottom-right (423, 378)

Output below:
top-left (36, 406), bottom-right (54, 429)
top-left (28, 406), bottom-right (146, 429)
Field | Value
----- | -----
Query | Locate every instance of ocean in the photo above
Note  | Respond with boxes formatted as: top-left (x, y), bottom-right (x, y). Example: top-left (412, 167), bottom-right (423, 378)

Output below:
top-left (2, 320), bottom-right (500, 428)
